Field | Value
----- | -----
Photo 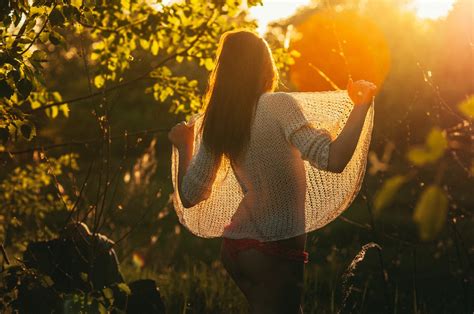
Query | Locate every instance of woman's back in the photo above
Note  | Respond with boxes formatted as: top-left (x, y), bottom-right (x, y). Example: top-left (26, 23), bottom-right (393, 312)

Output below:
top-left (172, 90), bottom-right (374, 241)
top-left (225, 92), bottom-right (329, 239)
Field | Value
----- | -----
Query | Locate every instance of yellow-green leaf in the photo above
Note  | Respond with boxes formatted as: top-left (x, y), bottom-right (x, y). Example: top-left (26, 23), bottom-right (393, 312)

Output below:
top-left (117, 283), bottom-right (131, 295)
top-left (458, 95), bottom-right (474, 119)
top-left (98, 302), bottom-right (107, 314)
top-left (94, 75), bottom-right (105, 88)
top-left (103, 287), bottom-right (113, 300)
top-left (373, 175), bottom-right (406, 214)
top-left (413, 185), bottom-right (448, 241)
top-left (60, 104), bottom-right (69, 117)
top-left (140, 39), bottom-right (150, 50)
top-left (407, 147), bottom-right (431, 166)
top-left (407, 128), bottom-right (447, 166)
top-left (50, 105), bottom-right (59, 118)
top-left (151, 40), bottom-right (159, 56)
top-left (204, 58), bottom-right (214, 71)
top-left (426, 128), bottom-right (448, 156)
top-left (80, 272), bottom-right (88, 282)
top-left (42, 275), bottom-right (54, 287)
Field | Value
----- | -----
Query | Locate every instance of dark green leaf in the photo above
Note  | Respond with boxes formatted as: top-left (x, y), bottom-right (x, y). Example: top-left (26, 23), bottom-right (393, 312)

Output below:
top-left (0, 127), bottom-right (9, 144)
top-left (49, 32), bottom-right (62, 45)
top-left (0, 79), bottom-right (14, 99)
top-left (49, 8), bottom-right (65, 26)
top-left (8, 69), bottom-right (20, 82)
top-left (20, 122), bottom-right (36, 140)
top-left (16, 78), bottom-right (33, 99)
top-left (30, 50), bottom-right (48, 62)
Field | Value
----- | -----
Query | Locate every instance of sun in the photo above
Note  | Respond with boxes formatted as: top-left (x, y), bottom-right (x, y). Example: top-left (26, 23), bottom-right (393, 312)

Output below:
top-left (248, 0), bottom-right (311, 35)
top-left (411, 0), bottom-right (456, 19)
top-left (248, 0), bottom-right (457, 34)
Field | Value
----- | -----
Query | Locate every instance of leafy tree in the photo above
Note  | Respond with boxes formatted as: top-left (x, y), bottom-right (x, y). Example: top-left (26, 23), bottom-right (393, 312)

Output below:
top-left (1, 0), bottom-right (294, 146)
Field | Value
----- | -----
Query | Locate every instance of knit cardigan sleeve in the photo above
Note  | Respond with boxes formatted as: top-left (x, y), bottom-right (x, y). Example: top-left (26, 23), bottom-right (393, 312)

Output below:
top-left (181, 141), bottom-right (221, 205)
top-left (273, 93), bottom-right (333, 170)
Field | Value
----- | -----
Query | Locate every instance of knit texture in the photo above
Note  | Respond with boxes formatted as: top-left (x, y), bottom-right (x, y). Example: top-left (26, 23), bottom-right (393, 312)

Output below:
top-left (171, 90), bottom-right (374, 241)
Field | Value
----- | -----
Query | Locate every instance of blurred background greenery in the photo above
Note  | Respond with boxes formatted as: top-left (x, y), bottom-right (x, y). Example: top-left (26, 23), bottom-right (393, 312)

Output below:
top-left (0, 0), bottom-right (472, 312)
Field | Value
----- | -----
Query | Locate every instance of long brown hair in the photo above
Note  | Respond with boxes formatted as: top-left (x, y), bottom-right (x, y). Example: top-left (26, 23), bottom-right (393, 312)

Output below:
top-left (201, 29), bottom-right (278, 163)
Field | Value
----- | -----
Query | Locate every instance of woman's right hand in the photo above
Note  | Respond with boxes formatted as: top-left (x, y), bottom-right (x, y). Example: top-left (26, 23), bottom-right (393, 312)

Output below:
top-left (347, 78), bottom-right (377, 106)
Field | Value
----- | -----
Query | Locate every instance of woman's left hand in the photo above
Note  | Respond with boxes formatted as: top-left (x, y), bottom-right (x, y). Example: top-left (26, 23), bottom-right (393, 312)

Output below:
top-left (168, 121), bottom-right (195, 149)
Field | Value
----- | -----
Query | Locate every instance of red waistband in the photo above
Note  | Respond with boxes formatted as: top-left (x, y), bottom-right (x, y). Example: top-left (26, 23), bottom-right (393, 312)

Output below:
top-left (223, 238), bottom-right (309, 263)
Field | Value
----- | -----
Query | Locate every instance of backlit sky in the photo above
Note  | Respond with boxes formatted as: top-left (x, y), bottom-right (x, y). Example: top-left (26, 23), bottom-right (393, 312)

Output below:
top-left (249, 0), bottom-right (457, 34)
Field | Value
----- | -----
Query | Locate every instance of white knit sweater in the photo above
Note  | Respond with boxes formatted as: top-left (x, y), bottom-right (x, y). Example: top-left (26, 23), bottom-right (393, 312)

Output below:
top-left (171, 90), bottom-right (374, 241)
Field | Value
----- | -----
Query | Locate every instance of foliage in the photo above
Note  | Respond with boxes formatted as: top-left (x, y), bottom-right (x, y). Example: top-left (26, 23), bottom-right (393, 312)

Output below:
top-left (413, 184), bottom-right (448, 240)
top-left (0, 0), bottom-right (472, 312)
top-left (0, 264), bottom-right (132, 313)
top-left (372, 94), bottom-right (471, 240)
top-left (373, 175), bottom-right (406, 214)
top-left (458, 95), bottom-right (474, 119)
top-left (407, 127), bottom-right (447, 166)
top-left (0, 0), bottom-right (298, 146)
top-left (0, 154), bottom-right (78, 253)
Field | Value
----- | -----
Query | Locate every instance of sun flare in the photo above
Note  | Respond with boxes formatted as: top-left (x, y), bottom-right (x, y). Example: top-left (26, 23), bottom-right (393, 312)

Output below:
top-left (249, 0), bottom-right (457, 34)
top-left (411, 0), bottom-right (456, 19)
top-left (248, 0), bottom-right (311, 34)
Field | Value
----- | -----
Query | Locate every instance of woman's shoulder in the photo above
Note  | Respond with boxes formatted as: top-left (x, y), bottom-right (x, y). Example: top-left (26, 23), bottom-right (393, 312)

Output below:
top-left (260, 91), bottom-right (294, 101)
top-left (259, 91), bottom-right (298, 108)
top-left (258, 91), bottom-right (300, 114)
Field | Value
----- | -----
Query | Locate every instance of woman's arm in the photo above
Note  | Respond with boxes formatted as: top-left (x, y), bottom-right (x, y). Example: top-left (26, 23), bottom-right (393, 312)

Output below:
top-left (326, 79), bottom-right (376, 173)
top-left (168, 121), bottom-right (195, 208)
top-left (177, 140), bottom-right (195, 208)
top-left (168, 121), bottom-right (221, 208)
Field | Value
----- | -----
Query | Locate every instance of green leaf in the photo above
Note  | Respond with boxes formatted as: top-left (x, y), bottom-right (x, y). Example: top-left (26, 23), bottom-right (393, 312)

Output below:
top-left (140, 39), bottom-right (150, 50)
top-left (413, 185), bottom-right (448, 241)
top-left (151, 40), bottom-right (159, 56)
top-left (0, 127), bottom-right (9, 144)
top-left (20, 123), bottom-right (35, 140)
top-left (0, 80), bottom-right (14, 98)
top-left (49, 31), bottom-right (62, 45)
top-left (60, 104), bottom-right (69, 117)
top-left (94, 75), bottom-right (105, 88)
top-left (42, 275), bottom-right (54, 287)
top-left (426, 128), bottom-right (447, 155)
top-left (407, 128), bottom-right (447, 166)
top-left (203, 58), bottom-right (214, 71)
top-left (30, 50), bottom-right (48, 62)
top-left (98, 302), bottom-right (107, 314)
top-left (49, 8), bottom-right (65, 26)
top-left (458, 95), bottom-right (474, 119)
top-left (406, 147), bottom-right (431, 166)
top-left (103, 287), bottom-right (113, 300)
top-left (46, 105), bottom-right (59, 118)
top-left (80, 272), bottom-right (88, 282)
top-left (117, 283), bottom-right (131, 295)
top-left (373, 175), bottom-right (406, 214)
top-left (16, 78), bottom-right (33, 98)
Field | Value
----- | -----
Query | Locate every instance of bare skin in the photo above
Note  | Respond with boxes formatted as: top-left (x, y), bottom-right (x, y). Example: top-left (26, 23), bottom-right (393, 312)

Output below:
top-left (220, 234), bottom-right (306, 314)
top-left (168, 79), bottom-right (377, 311)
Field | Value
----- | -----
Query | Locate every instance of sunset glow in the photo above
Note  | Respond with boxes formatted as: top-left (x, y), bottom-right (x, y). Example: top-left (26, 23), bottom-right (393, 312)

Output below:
top-left (411, 0), bottom-right (456, 19)
top-left (249, 0), bottom-right (457, 34)
top-left (248, 0), bottom-right (311, 34)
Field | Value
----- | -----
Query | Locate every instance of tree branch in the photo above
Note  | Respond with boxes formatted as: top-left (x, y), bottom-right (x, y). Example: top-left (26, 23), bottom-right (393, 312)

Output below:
top-left (20, 5), bottom-right (57, 55)
top-left (26, 27), bottom-right (208, 113)
top-left (7, 126), bottom-right (170, 155)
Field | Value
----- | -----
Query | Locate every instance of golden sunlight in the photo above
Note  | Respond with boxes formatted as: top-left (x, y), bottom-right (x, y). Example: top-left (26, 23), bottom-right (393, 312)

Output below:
top-left (412, 0), bottom-right (456, 19)
top-left (248, 0), bottom-right (311, 34)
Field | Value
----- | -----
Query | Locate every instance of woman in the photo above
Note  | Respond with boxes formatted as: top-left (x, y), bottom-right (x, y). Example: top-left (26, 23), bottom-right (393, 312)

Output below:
top-left (168, 30), bottom-right (376, 313)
